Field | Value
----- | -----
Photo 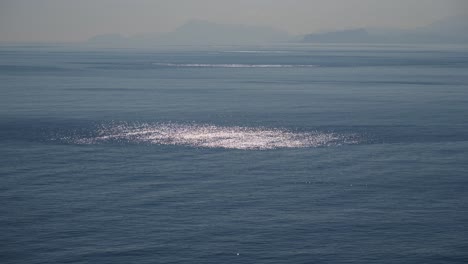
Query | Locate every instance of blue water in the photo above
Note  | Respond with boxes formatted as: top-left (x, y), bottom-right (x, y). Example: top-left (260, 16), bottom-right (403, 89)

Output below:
top-left (1, 44), bottom-right (468, 263)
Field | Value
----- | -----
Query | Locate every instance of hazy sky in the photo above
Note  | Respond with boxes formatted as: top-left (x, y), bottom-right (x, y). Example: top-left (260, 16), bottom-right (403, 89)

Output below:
top-left (0, 0), bottom-right (467, 42)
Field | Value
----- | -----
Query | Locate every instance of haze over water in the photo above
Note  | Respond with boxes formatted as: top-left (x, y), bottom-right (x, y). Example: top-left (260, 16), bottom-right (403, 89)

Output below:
top-left (1, 1), bottom-right (468, 263)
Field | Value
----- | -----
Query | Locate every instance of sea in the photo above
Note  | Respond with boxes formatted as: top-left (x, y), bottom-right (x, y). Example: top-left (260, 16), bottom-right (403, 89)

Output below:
top-left (1, 43), bottom-right (468, 263)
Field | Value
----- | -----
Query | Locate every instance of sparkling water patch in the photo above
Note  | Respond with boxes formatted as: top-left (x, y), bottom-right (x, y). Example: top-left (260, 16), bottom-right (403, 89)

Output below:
top-left (69, 123), bottom-right (358, 150)
top-left (152, 63), bottom-right (318, 68)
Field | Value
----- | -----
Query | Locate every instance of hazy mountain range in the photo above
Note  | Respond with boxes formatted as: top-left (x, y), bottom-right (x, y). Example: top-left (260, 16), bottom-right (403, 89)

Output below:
top-left (303, 15), bottom-right (468, 43)
top-left (88, 15), bottom-right (468, 46)
top-left (88, 19), bottom-right (290, 46)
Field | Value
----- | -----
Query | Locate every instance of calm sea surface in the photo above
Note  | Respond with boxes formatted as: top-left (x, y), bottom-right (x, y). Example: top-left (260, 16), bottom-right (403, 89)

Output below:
top-left (1, 44), bottom-right (468, 263)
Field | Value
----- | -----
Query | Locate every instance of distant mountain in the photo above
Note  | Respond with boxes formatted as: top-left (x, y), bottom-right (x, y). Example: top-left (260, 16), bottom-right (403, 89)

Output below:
top-left (416, 15), bottom-right (468, 42)
top-left (87, 33), bottom-right (128, 44)
top-left (422, 14), bottom-right (468, 34)
top-left (87, 20), bottom-right (290, 46)
top-left (87, 15), bottom-right (467, 46)
top-left (303, 29), bottom-right (375, 43)
top-left (302, 15), bottom-right (468, 44)
top-left (157, 19), bottom-right (290, 44)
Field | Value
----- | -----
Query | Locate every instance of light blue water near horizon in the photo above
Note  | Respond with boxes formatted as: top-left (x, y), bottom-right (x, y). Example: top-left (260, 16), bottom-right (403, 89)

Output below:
top-left (1, 44), bottom-right (468, 263)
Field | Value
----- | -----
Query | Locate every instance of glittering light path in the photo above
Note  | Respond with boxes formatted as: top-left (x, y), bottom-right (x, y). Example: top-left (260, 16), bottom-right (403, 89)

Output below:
top-left (152, 63), bottom-right (318, 68)
top-left (71, 123), bottom-right (357, 150)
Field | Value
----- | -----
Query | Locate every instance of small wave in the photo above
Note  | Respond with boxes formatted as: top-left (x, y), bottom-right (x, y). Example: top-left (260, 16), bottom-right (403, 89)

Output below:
top-left (65, 122), bottom-right (358, 150)
top-left (152, 63), bottom-right (317, 68)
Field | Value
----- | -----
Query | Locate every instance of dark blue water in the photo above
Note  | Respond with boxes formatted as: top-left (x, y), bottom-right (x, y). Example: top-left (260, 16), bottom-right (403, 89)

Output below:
top-left (1, 44), bottom-right (468, 263)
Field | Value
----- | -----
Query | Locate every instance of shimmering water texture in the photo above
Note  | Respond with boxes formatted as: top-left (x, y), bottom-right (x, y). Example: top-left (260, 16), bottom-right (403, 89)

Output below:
top-left (153, 63), bottom-right (318, 68)
top-left (68, 123), bottom-right (358, 150)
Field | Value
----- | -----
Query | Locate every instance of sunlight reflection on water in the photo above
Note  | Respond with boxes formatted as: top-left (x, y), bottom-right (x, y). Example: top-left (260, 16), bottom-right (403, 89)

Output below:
top-left (68, 122), bottom-right (358, 150)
